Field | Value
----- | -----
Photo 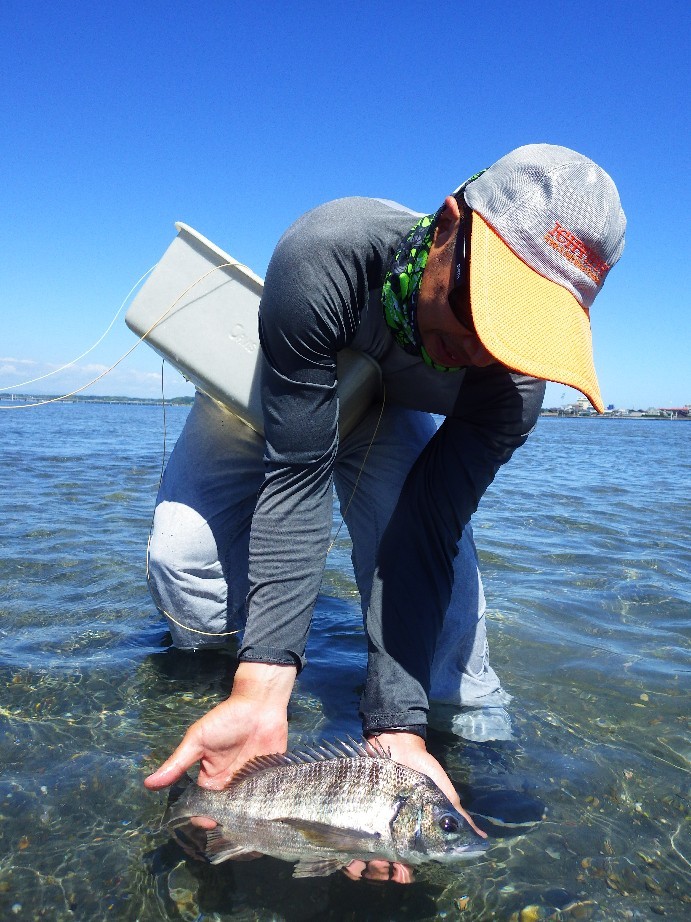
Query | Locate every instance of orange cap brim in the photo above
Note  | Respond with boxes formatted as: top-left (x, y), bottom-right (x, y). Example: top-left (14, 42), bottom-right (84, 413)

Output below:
top-left (469, 212), bottom-right (604, 413)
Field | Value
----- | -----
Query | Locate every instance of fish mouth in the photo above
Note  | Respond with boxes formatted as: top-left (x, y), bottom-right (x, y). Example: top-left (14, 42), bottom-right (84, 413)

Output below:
top-left (436, 841), bottom-right (489, 862)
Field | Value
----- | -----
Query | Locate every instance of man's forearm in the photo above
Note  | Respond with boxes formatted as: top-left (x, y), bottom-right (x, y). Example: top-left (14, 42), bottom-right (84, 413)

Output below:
top-left (240, 455), bottom-right (336, 671)
top-left (231, 661), bottom-right (297, 708)
top-left (360, 369), bottom-right (546, 733)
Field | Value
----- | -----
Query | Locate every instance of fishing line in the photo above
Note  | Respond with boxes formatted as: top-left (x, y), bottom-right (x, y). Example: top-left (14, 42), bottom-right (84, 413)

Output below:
top-left (145, 383), bottom-right (388, 640)
top-left (158, 358), bottom-right (168, 486)
top-left (0, 261), bottom-right (235, 410)
top-left (326, 383), bottom-right (387, 554)
top-left (7, 263), bottom-right (673, 668)
top-left (0, 264), bottom-right (157, 394)
top-left (2, 249), bottom-right (386, 640)
top-left (671, 821), bottom-right (691, 875)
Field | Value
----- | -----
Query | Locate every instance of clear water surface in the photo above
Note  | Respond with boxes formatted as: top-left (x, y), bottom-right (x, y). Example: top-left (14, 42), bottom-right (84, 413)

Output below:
top-left (0, 403), bottom-right (689, 920)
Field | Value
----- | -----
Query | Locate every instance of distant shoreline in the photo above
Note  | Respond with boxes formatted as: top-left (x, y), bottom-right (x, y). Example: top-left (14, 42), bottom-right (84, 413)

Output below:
top-left (540, 411), bottom-right (689, 421)
top-left (0, 394), bottom-right (194, 407)
top-left (1, 394), bottom-right (688, 420)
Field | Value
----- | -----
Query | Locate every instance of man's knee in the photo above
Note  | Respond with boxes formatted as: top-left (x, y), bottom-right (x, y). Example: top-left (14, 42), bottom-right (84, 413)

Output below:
top-left (147, 501), bottom-right (234, 648)
top-left (149, 501), bottom-right (213, 584)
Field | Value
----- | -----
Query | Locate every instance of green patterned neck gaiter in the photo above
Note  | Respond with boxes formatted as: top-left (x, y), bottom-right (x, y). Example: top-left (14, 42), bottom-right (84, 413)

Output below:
top-left (381, 207), bottom-right (461, 373)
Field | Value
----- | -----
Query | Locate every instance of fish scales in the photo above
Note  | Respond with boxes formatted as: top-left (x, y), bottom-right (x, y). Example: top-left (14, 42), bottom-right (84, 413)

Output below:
top-left (226, 755), bottom-right (408, 839)
top-left (163, 738), bottom-right (486, 877)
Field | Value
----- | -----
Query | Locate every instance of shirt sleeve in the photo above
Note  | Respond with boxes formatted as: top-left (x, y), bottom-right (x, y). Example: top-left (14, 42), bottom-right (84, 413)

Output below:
top-left (237, 205), bottom-right (369, 670)
top-left (360, 366), bottom-right (545, 733)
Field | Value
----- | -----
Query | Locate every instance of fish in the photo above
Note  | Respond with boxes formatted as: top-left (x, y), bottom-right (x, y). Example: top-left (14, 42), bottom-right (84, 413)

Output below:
top-left (162, 737), bottom-right (487, 878)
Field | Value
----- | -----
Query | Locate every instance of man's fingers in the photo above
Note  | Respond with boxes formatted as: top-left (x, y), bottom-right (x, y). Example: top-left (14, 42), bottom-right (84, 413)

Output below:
top-left (391, 862), bottom-right (414, 884)
top-left (143, 761), bottom-right (188, 790)
top-left (361, 860), bottom-right (391, 881)
top-left (342, 860), bottom-right (414, 884)
top-left (459, 804), bottom-right (487, 838)
top-left (424, 767), bottom-right (486, 838)
top-left (343, 860), bottom-right (367, 880)
top-left (144, 737), bottom-right (202, 790)
top-left (188, 815), bottom-right (218, 829)
top-left (365, 733), bottom-right (487, 842)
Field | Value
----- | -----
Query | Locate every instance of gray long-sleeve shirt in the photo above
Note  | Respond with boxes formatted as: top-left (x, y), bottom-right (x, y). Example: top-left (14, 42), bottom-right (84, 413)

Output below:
top-left (238, 197), bottom-right (545, 732)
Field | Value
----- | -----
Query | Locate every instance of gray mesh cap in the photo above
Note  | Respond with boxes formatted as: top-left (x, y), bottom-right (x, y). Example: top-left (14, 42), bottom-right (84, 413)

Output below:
top-left (463, 144), bottom-right (626, 411)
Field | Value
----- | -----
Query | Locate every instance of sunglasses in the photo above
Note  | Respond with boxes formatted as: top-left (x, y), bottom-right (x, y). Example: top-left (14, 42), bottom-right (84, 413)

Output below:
top-left (448, 204), bottom-right (475, 333)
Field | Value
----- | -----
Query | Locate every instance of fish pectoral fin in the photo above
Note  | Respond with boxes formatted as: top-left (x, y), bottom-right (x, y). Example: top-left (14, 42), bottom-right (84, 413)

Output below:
top-left (292, 857), bottom-right (348, 878)
top-left (204, 828), bottom-right (262, 865)
top-left (278, 818), bottom-right (381, 851)
top-left (161, 773), bottom-right (197, 830)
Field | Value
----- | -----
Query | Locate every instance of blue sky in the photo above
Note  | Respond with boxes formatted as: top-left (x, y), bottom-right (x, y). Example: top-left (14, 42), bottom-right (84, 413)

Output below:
top-left (0, 0), bottom-right (688, 408)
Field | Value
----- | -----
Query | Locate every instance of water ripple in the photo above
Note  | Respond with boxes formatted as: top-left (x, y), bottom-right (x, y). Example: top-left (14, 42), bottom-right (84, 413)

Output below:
top-left (1, 407), bottom-right (689, 920)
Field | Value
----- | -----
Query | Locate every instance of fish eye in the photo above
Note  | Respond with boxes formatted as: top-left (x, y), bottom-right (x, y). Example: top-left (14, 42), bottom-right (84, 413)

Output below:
top-left (439, 814), bottom-right (460, 833)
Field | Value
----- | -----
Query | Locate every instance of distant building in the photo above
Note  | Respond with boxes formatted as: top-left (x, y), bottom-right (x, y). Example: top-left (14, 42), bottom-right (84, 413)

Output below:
top-left (658, 406), bottom-right (690, 418)
top-left (560, 395), bottom-right (595, 415)
top-left (542, 402), bottom-right (689, 419)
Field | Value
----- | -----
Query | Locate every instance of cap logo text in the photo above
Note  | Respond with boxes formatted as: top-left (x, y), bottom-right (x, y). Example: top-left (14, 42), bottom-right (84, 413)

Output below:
top-left (544, 222), bottom-right (609, 284)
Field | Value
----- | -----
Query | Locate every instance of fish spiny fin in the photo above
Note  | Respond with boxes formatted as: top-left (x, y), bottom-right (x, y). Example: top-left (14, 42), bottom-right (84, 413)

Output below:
top-left (292, 857), bottom-right (347, 878)
top-left (227, 752), bottom-right (297, 785)
top-left (227, 738), bottom-right (388, 787)
top-left (354, 736), bottom-right (392, 759)
top-left (291, 736), bottom-right (389, 763)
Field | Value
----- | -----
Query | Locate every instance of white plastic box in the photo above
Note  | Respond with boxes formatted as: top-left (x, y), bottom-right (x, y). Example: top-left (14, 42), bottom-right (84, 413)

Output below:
top-left (125, 223), bottom-right (381, 436)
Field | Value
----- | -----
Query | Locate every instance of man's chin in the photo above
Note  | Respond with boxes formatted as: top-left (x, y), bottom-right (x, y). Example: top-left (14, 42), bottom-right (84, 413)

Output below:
top-left (425, 335), bottom-right (464, 367)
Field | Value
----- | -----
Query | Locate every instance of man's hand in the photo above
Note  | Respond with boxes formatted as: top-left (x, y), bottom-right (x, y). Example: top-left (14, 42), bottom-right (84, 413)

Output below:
top-left (144, 661), bottom-right (296, 813)
top-left (342, 730), bottom-right (486, 884)
top-left (368, 731), bottom-right (486, 838)
top-left (343, 860), bottom-right (414, 883)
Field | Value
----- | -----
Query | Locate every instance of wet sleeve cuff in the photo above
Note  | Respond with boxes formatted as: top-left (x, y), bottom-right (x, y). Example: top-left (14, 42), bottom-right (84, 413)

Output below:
top-left (362, 708), bottom-right (428, 738)
top-left (238, 645), bottom-right (306, 672)
top-left (365, 723), bottom-right (427, 741)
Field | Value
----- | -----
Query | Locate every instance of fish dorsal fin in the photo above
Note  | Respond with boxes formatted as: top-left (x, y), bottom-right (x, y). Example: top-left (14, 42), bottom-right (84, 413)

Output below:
top-left (227, 752), bottom-right (299, 785)
top-left (278, 817), bottom-right (382, 851)
top-left (228, 737), bottom-right (388, 787)
top-left (292, 857), bottom-right (347, 878)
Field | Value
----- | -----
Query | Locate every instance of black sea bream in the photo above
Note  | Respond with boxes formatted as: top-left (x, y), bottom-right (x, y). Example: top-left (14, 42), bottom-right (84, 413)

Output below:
top-left (163, 739), bottom-right (486, 878)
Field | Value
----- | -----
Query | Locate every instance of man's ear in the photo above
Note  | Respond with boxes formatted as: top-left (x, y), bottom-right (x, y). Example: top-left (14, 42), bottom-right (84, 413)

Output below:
top-left (434, 195), bottom-right (462, 248)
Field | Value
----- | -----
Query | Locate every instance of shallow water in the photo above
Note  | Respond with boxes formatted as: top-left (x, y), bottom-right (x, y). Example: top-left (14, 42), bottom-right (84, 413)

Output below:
top-left (1, 404), bottom-right (689, 920)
